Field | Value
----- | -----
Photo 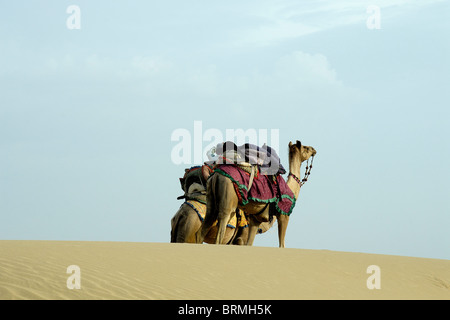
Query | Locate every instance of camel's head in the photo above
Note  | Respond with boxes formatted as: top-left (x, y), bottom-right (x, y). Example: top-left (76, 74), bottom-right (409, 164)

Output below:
top-left (289, 140), bottom-right (317, 163)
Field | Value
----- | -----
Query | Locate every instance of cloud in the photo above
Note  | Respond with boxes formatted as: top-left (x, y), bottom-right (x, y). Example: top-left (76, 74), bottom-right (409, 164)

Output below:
top-left (274, 51), bottom-right (339, 86)
top-left (37, 49), bottom-right (352, 102)
top-left (234, 20), bottom-right (320, 47)
top-left (8, 46), bottom-right (359, 121)
top-left (231, 0), bottom-right (445, 47)
top-left (130, 56), bottom-right (175, 75)
top-left (211, 50), bottom-right (363, 121)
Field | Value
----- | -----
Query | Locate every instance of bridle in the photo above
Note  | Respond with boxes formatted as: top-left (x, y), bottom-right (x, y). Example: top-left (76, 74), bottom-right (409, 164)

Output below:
top-left (289, 154), bottom-right (314, 187)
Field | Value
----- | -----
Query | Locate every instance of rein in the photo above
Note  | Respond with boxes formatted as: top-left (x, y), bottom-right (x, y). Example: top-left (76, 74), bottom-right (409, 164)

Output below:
top-left (289, 155), bottom-right (314, 187)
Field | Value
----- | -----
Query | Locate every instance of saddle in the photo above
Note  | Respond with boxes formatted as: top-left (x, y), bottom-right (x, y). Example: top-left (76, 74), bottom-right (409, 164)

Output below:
top-left (207, 141), bottom-right (286, 176)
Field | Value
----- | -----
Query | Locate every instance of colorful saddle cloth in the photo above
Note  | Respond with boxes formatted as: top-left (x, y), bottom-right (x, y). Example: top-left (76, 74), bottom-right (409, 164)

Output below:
top-left (184, 200), bottom-right (248, 229)
top-left (214, 164), bottom-right (296, 216)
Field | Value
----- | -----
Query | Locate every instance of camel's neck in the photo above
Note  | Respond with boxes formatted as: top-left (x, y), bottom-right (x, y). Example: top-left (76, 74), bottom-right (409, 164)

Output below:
top-left (286, 156), bottom-right (302, 200)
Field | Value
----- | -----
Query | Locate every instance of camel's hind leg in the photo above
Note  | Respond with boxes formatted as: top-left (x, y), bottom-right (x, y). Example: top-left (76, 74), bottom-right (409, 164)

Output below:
top-left (198, 173), bottom-right (239, 244)
top-left (215, 206), bottom-right (235, 244)
top-left (214, 175), bottom-right (239, 245)
top-left (246, 215), bottom-right (262, 246)
top-left (232, 226), bottom-right (248, 245)
top-left (182, 213), bottom-right (202, 243)
top-left (245, 204), bottom-right (269, 246)
top-left (171, 204), bottom-right (202, 243)
top-left (196, 175), bottom-right (218, 243)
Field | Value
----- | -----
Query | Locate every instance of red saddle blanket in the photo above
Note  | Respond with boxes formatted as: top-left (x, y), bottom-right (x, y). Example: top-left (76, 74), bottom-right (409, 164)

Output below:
top-left (214, 164), bottom-right (296, 216)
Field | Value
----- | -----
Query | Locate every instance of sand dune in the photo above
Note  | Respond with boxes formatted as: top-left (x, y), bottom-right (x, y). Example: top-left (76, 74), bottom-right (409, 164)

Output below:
top-left (0, 240), bottom-right (449, 300)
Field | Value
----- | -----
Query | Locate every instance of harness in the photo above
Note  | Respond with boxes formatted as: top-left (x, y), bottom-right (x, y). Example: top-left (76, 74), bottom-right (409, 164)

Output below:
top-left (289, 155), bottom-right (314, 187)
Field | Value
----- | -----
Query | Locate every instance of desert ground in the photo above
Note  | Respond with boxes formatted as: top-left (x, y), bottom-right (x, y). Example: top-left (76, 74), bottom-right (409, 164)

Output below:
top-left (0, 240), bottom-right (449, 300)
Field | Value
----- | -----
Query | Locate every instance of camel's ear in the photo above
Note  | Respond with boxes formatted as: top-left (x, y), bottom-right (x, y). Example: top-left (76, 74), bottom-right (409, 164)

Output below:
top-left (289, 141), bottom-right (293, 148)
top-left (296, 140), bottom-right (302, 147)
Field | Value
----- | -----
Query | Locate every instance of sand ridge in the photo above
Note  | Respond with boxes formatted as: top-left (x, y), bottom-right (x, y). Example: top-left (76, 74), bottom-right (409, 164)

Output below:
top-left (0, 240), bottom-right (449, 300)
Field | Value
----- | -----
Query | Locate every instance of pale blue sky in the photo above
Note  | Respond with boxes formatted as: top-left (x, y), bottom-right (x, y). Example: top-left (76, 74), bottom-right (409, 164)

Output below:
top-left (1, 1), bottom-right (449, 259)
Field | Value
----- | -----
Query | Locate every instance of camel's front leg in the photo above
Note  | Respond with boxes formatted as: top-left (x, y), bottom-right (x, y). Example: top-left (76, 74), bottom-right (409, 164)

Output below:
top-left (277, 214), bottom-right (290, 248)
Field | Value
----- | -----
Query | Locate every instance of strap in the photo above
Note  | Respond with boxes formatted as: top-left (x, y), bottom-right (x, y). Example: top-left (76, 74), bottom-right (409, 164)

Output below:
top-left (247, 165), bottom-right (256, 192)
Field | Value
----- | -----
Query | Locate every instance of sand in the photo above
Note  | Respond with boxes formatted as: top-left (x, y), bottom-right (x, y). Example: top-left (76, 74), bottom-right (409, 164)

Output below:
top-left (0, 240), bottom-right (449, 300)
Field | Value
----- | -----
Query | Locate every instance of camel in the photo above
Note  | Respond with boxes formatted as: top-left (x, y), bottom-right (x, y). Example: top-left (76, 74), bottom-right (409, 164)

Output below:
top-left (171, 183), bottom-right (276, 244)
top-left (196, 140), bottom-right (316, 248)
